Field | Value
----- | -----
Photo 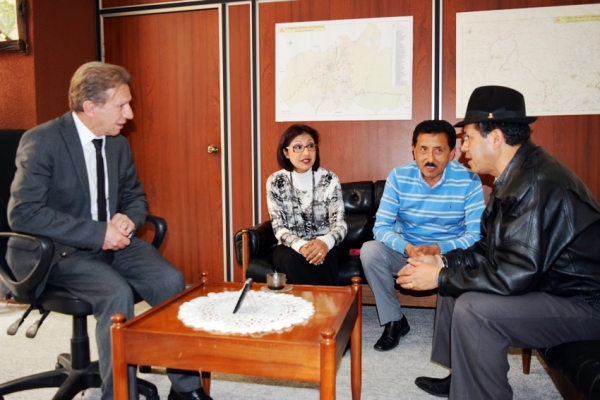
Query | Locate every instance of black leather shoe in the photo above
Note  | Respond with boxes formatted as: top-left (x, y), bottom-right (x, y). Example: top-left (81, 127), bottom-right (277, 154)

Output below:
top-left (415, 374), bottom-right (451, 397)
top-left (373, 315), bottom-right (410, 351)
top-left (168, 387), bottom-right (213, 400)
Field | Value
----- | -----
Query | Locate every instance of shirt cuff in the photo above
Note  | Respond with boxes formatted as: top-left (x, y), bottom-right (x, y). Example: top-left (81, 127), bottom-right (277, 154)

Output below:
top-left (291, 239), bottom-right (308, 253)
top-left (318, 235), bottom-right (335, 250)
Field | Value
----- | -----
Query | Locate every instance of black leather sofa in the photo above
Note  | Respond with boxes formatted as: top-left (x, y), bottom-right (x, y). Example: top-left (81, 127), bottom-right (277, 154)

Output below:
top-left (234, 180), bottom-right (438, 307)
top-left (539, 341), bottom-right (600, 399)
top-left (234, 181), bottom-right (381, 285)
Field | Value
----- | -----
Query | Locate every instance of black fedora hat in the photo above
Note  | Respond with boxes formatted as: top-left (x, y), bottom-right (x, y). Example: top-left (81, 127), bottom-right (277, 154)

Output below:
top-left (454, 85), bottom-right (537, 127)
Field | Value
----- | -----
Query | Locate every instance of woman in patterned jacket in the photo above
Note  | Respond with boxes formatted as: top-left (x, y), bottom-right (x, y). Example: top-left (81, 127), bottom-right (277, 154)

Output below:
top-left (266, 124), bottom-right (347, 285)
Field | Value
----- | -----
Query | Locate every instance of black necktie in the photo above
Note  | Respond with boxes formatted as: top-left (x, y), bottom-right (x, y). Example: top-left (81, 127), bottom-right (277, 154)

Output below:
top-left (92, 139), bottom-right (107, 222)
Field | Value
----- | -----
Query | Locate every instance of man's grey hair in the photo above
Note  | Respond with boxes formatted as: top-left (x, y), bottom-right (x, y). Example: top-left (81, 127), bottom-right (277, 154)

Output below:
top-left (69, 61), bottom-right (131, 112)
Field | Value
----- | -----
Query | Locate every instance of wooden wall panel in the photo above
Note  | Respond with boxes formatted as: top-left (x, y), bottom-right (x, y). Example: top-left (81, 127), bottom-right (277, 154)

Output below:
top-left (228, 4), bottom-right (254, 281)
top-left (443, 0), bottom-right (600, 200)
top-left (0, 0), bottom-right (96, 129)
top-left (33, 0), bottom-right (97, 124)
top-left (98, 0), bottom-right (600, 279)
top-left (258, 0), bottom-right (433, 218)
top-left (101, 0), bottom-right (175, 8)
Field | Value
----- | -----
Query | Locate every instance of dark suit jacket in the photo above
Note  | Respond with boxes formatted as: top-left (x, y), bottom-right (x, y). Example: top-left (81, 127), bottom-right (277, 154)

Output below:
top-left (7, 112), bottom-right (148, 296)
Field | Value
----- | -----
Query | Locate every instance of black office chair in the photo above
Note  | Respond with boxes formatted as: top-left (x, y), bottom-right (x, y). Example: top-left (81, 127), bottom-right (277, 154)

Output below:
top-left (0, 128), bottom-right (159, 400)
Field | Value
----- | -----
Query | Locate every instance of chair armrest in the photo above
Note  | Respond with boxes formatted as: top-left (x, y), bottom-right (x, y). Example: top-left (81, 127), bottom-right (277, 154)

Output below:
top-left (234, 221), bottom-right (277, 278)
top-left (0, 232), bottom-right (54, 305)
top-left (144, 215), bottom-right (167, 250)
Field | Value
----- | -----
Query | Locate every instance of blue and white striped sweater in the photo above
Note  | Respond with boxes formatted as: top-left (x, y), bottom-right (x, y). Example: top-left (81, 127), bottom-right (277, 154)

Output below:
top-left (373, 161), bottom-right (485, 254)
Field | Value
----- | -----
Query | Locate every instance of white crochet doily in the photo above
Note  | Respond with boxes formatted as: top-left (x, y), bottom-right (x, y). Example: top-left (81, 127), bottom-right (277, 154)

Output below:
top-left (178, 290), bottom-right (315, 335)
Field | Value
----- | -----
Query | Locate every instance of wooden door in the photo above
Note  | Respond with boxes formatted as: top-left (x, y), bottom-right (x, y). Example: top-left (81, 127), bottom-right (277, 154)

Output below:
top-left (103, 9), bottom-right (223, 283)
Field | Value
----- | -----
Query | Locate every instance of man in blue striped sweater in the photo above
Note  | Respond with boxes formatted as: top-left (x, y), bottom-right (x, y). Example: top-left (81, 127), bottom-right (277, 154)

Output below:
top-left (361, 119), bottom-right (485, 351)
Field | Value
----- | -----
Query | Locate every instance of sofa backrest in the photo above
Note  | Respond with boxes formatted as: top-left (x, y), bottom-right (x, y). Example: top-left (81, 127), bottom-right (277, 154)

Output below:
top-left (341, 181), bottom-right (375, 215)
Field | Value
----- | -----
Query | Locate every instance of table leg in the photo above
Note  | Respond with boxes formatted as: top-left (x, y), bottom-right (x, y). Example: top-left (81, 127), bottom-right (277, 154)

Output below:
top-left (111, 314), bottom-right (129, 399)
top-left (202, 371), bottom-right (212, 394)
top-left (351, 301), bottom-right (362, 399)
top-left (351, 276), bottom-right (362, 400)
top-left (320, 328), bottom-right (336, 400)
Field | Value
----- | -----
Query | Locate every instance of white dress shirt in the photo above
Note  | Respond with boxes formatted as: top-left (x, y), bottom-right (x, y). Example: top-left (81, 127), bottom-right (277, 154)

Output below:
top-left (72, 112), bottom-right (110, 221)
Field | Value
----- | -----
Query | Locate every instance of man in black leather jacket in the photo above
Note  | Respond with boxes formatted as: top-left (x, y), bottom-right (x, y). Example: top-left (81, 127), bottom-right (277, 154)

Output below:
top-left (398, 85), bottom-right (600, 399)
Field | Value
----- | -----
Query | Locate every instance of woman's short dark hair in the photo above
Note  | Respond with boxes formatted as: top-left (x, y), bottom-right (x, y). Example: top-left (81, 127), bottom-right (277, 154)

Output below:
top-left (473, 122), bottom-right (531, 146)
top-left (276, 124), bottom-right (321, 172)
top-left (412, 120), bottom-right (457, 150)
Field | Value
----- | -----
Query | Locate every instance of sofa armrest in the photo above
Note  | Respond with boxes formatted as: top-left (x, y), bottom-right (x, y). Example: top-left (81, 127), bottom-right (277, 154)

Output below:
top-left (234, 221), bottom-right (277, 278)
top-left (541, 341), bottom-right (600, 400)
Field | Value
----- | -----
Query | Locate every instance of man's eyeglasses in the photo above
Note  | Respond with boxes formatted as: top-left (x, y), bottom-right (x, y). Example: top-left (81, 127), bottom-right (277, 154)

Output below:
top-left (286, 143), bottom-right (318, 153)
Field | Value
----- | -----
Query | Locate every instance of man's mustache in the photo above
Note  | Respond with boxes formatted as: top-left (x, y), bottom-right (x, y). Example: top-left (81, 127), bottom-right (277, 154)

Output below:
top-left (424, 162), bottom-right (437, 168)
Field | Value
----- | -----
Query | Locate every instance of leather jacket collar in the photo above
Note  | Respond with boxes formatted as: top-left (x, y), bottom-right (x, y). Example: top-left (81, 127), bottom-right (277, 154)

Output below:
top-left (492, 139), bottom-right (536, 199)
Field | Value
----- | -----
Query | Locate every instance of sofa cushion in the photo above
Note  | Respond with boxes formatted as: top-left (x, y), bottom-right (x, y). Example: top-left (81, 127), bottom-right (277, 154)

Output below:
top-left (338, 256), bottom-right (363, 286)
top-left (338, 214), bottom-right (374, 257)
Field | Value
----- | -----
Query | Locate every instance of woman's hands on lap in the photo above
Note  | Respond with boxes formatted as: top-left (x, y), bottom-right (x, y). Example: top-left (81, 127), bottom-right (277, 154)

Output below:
top-left (300, 239), bottom-right (328, 265)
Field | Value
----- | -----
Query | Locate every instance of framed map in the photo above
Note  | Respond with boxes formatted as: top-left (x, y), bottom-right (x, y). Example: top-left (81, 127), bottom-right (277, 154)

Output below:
top-left (457, 4), bottom-right (600, 117)
top-left (275, 16), bottom-right (413, 122)
top-left (0, 0), bottom-right (29, 53)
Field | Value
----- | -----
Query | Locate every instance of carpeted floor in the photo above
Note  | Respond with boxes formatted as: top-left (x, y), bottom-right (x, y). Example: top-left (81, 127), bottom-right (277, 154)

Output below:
top-left (0, 300), bottom-right (562, 399)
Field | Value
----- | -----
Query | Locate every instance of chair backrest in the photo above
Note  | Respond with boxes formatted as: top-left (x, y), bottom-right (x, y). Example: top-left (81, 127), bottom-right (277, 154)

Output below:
top-left (0, 129), bottom-right (26, 266)
top-left (0, 129), bottom-right (34, 301)
top-left (0, 129), bottom-right (26, 226)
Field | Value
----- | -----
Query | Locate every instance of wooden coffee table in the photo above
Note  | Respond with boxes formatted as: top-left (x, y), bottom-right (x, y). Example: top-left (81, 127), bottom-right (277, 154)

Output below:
top-left (111, 275), bottom-right (362, 399)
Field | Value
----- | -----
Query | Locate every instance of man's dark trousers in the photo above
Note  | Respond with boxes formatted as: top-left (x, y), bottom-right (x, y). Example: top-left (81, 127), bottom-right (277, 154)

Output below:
top-left (430, 291), bottom-right (600, 399)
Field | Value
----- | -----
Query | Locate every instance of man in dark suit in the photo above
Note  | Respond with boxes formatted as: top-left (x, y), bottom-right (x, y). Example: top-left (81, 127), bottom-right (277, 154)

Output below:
top-left (7, 62), bottom-right (211, 400)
